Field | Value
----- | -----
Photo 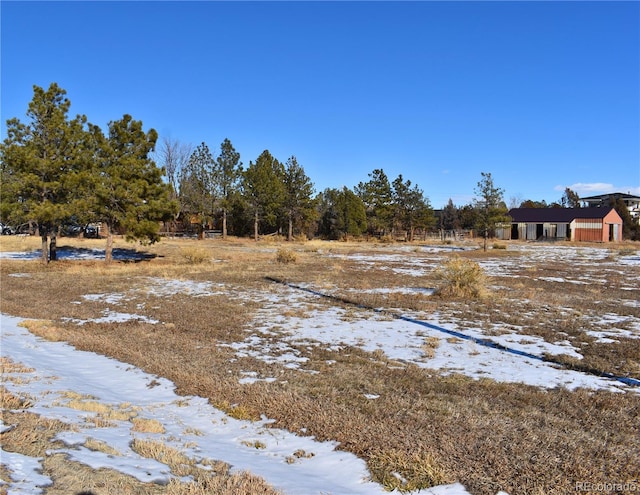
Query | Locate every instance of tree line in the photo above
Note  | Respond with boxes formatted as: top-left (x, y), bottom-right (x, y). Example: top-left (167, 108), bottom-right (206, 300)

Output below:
top-left (1, 84), bottom-right (443, 262)
top-left (4, 83), bottom-right (633, 264)
top-left (167, 140), bottom-right (438, 243)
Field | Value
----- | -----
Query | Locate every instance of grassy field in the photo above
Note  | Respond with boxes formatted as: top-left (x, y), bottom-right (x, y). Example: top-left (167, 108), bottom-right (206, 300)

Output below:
top-left (1, 234), bottom-right (639, 495)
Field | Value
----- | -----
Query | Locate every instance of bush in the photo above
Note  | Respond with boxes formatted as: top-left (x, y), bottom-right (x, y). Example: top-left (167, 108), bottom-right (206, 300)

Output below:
top-left (180, 247), bottom-right (210, 264)
top-left (492, 243), bottom-right (507, 250)
top-left (275, 248), bottom-right (297, 264)
top-left (433, 257), bottom-right (487, 299)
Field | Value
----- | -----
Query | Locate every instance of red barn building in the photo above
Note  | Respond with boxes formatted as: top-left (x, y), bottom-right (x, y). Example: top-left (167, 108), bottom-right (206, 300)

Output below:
top-left (506, 207), bottom-right (623, 242)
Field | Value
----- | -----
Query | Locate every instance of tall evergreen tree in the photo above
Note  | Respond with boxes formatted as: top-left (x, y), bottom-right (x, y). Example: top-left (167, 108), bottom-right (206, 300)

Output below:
top-left (89, 115), bottom-right (177, 262)
top-left (355, 168), bottom-right (393, 234)
top-left (391, 174), bottom-right (434, 241)
top-left (283, 156), bottom-right (316, 241)
top-left (242, 150), bottom-right (285, 241)
top-left (473, 172), bottom-right (510, 251)
top-left (458, 204), bottom-right (479, 231)
top-left (0, 83), bottom-right (90, 263)
top-left (440, 199), bottom-right (460, 232)
top-left (179, 142), bottom-right (217, 235)
top-left (317, 187), bottom-right (367, 239)
top-left (215, 138), bottom-right (243, 239)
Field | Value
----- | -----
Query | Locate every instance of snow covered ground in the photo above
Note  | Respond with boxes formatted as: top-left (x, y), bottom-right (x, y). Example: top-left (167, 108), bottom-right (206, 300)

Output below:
top-left (1, 242), bottom-right (639, 494)
top-left (1, 313), bottom-right (488, 495)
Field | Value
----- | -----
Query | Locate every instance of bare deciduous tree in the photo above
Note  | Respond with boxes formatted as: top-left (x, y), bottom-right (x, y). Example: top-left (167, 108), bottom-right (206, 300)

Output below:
top-left (157, 137), bottom-right (193, 206)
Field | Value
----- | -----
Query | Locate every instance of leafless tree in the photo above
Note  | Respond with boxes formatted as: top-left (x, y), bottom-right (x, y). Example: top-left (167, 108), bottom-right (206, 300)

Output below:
top-left (157, 137), bottom-right (192, 204)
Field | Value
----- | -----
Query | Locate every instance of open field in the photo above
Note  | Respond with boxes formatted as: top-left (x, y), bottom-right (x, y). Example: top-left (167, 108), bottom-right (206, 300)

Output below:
top-left (1, 235), bottom-right (639, 495)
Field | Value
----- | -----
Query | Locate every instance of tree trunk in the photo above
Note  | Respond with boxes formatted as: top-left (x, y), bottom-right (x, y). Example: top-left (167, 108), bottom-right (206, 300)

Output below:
top-left (222, 209), bottom-right (227, 239)
top-left (288, 213), bottom-right (293, 242)
top-left (105, 224), bottom-right (114, 263)
top-left (40, 232), bottom-right (49, 264)
top-left (49, 232), bottom-right (57, 261)
top-left (254, 211), bottom-right (259, 242)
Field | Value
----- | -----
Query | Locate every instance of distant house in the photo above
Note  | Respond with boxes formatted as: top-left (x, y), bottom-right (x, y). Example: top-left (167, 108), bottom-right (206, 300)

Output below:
top-left (504, 207), bottom-right (623, 242)
top-left (579, 192), bottom-right (640, 225)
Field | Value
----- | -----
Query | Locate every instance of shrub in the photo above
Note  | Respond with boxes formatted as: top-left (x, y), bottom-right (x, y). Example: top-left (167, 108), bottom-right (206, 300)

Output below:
top-left (275, 248), bottom-right (297, 264)
top-left (433, 257), bottom-right (487, 299)
top-left (180, 247), bottom-right (210, 264)
top-left (492, 242), bottom-right (507, 250)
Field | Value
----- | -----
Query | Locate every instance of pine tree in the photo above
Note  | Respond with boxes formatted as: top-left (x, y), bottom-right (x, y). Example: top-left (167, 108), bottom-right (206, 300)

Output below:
top-left (179, 142), bottom-right (216, 236)
top-left (242, 150), bottom-right (285, 241)
top-left (0, 83), bottom-right (90, 263)
top-left (440, 199), bottom-right (460, 232)
top-left (283, 156), bottom-right (316, 241)
top-left (89, 115), bottom-right (177, 262)
top-left (317, 187), bottom-right (367, 239)
top-left (355, 168), bottom-right (393, 235)
top-left (391, 174), bottom-right (434, 241)
top-left (473, 172), bottom-right (510, 251)
top-left (215, 138), bottom-right (243, 239)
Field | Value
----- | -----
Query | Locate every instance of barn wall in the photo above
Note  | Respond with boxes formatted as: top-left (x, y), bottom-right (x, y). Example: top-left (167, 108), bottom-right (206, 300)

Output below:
top-left (573, 219), bottom-right (605, 242)
top-left (495, 227), bottom-right (511, 240)
top-left (517, 224), bottom-right (527, 240)
top-left (603, 209), bottom-right (623, 241)
top-left (557, 223), bottom-right (568, 238)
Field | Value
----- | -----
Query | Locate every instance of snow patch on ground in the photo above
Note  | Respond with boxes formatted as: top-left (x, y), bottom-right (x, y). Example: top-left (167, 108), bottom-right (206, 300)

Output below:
top-left (3, 313), bottom-right (475, 495)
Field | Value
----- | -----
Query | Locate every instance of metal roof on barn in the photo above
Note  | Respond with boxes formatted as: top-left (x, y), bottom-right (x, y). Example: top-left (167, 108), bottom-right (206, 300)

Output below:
top-left (508, 207), bottom-right (617, 223)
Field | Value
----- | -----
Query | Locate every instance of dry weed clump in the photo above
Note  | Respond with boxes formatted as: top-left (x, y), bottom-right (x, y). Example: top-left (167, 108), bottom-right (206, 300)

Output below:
top-left (368, 448), bottom-right (452, 492)
top-left (180, 247), bottom-right (210, 264)
top-left (275, 247), bottom-right (297, 264)
top-left (130, 438), bottom-right (197, 476)
top-left (213, 400), bottom-right (260, 421)
top-left (41, 452), bottom-right (167, 495)
top-left (61, 394), bottom-right (139, 422)
top-left (0, 385), bottom-right (33, 410)
top-left (422, 336), bottom-right (441, 359)
top-left (129, 437), bottom-right (281, 495)
top-left (131, 417), bottom-right (166, 433)
top-left (165, 470), bottom-right (284, 495)
top-left (0, 358), bottom-right (32, 374)
top-left (0, 410), bottom-right (70, 458)
top-left (84, 437), bottom-right (122, 456)
top-left (433, 257), bottom-right (488, 299)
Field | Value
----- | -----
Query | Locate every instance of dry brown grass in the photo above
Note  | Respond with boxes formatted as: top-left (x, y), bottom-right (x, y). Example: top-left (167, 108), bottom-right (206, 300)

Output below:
top-left (1, 236), bottom-right (639, 494)
top-left (368, 448), bottom-right (452, 491)
top-left (131, 417), bottom-right (166, 433)
top-left (0, 385), bottom-right (33, 410)
top-left (433, 257), bottom-right (488, 299)
top-left (179, 246), bottom-right (211, 264)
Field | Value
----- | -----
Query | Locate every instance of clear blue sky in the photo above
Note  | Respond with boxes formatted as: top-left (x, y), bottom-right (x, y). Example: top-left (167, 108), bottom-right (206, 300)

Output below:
top-left (2, 1), bottom-right (639, 208)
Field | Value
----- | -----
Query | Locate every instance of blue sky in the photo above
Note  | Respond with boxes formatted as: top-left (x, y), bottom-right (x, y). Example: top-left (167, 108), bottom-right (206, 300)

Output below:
top-left (2, 1), bottom-right (638, 208)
